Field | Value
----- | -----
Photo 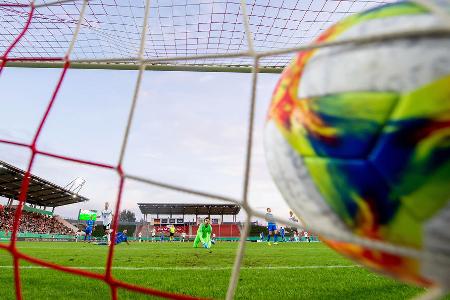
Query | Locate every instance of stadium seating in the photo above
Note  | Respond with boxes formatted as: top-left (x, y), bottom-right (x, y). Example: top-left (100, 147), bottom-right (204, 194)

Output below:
top-left (149, 224), bottom-right (240, 238)
top-left (0, 207), bottom-right (75, 235)
top-left (54, 215), bottom-right (79, 233)
top-left (154, 225), bottom-right (188, 234)
top-left (190, 224), bottom-right (240, 237)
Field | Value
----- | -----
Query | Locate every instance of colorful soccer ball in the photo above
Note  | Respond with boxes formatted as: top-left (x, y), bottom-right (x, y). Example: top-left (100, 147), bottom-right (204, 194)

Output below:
top-left (265, 2), bottom-right (450, 288)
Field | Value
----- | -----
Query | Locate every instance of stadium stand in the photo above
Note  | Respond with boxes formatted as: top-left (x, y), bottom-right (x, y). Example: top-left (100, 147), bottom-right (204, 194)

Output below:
top-left (191, 224), bottom-right (240, 238)
top-left (137, 203), bottom-right (242, 240)
top-left (0, 206), bottom-right (75, 235)
top-left (0, 160), bottom-right (89, 240)
top-left (53, 215), bottom-right (79, 233)
top-left (154, 225), bottom-right (187, 234)
top-left (0, 160), bottom-right (88, 210)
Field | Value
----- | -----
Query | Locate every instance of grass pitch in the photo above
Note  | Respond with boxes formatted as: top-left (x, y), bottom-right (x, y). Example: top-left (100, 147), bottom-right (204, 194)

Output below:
top-left (0, 241), bottom-right (425, 299)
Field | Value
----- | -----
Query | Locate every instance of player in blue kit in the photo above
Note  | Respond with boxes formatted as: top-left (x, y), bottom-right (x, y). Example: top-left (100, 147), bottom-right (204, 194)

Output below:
top-left (114, 229), bottom-right (130, 245)
top-left (279, 227), bottom-right (285, 242)
top-left (84, 215), bottom-right (95, 242)
top-left (96, 229), bottom-right (130, 246)
top-left (266, 208), bottom-right (278, 245)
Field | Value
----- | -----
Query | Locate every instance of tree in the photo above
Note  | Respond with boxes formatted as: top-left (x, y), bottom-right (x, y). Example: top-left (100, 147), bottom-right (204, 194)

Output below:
top-left (119, 209), bottom-right (136, 222)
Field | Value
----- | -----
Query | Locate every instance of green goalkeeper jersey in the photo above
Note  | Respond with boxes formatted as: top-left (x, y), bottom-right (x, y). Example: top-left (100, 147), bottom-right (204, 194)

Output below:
top-left (193, 223), bottom-right (213, 249)
top-left (197, 223), bottom-right (212, 240)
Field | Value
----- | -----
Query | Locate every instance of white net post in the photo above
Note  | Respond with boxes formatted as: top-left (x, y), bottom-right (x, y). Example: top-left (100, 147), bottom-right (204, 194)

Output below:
top-left (225, 2), bottom-right (260, 298)
top-left (104, 0), bottom-right (152, 287)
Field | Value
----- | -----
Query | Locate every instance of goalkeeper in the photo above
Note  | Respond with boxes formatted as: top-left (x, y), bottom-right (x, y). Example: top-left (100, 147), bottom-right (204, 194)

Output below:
top-left (193, 217), bottom-right (212, 249)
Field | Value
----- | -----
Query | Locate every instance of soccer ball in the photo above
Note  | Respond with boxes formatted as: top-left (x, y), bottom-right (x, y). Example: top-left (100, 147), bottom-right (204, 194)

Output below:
top-left (265, 1), bottom-right (450, 289)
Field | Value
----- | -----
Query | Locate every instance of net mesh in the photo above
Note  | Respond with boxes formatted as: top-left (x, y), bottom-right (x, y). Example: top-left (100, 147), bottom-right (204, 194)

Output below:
top-left (0, 0), bottom-right (449, 299)
top-left (1, 0), bottom-right (394, 70)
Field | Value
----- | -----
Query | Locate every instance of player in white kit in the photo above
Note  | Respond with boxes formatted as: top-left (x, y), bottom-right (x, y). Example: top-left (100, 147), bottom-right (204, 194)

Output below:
top-left (303, 231), bottom-right (310, 242)
top-left (151, 228), bottom-right (156, 242)
top-left (101, 202), bottom-right (113, 246)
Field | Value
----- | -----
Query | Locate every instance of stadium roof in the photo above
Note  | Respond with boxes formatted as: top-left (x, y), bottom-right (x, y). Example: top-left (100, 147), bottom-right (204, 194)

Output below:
top-left (138, 203), bottom-right (241, 216)
top-left (0, 160), bottom-right (89, 207)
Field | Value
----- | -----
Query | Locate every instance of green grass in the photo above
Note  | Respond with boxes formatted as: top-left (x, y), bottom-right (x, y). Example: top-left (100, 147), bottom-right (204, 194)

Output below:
top-left (0, 241), bottom-right (426, 299)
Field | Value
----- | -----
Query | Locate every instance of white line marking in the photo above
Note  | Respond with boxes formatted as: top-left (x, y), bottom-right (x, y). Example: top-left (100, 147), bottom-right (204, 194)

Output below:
top-left (0, 265), bottom-right (359, 271)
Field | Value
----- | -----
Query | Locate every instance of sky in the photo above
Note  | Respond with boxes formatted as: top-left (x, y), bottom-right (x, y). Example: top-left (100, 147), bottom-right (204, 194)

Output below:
top-left (0, 0), bottom-right (393, 224)
top-left (0, 66), bottom-right (291, 223)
